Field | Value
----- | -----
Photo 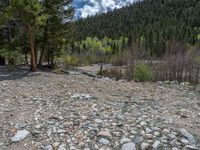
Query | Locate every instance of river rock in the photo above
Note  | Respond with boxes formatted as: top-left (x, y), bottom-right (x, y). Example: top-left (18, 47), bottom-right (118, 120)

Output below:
top-left (11, 130), bottom-right (30, 142)
top-left (97, 131), bottom-right (112, 139)
top-left (180, 129), bottom-right (196, 145)
top-left (121, 142), bottom-right (136, 150)
top-left (99, 138), bottom-right (110, 145)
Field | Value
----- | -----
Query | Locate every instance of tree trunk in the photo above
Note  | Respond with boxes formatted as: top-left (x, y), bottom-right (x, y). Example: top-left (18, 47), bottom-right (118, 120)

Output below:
top-left (51, 53), bottom-right (54, 66)
top-left (24, 52), bottom-right (28, 66)
top-left (28, 23), bottom-right (36, 72)
top-left (0, 56), bottom-right (5, 65)
top-left (38, 22), bottom-right (48, 67)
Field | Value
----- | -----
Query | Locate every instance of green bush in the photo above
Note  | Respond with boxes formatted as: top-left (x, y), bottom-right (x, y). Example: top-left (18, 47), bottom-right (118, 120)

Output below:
top-left (64, 55), bottom-right (79, 66)
top-left (134, 62), bottom-right (153, 82)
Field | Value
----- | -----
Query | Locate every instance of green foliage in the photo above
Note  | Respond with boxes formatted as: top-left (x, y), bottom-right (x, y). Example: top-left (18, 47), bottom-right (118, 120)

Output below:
top-left (5, 0), bottom-right (47, 26)
top-left (68, 36), bottom-right (128, 65)
top-left (134, 62), bottom-right (153, 82)
top-left (75, 0), bottom-right (200, 56)
top-left (0, 48), bottom-right (24, 65)
top-left (63, 55), bottom-right (79, 66)
top-left (0, 0), bottom-right (74, 68)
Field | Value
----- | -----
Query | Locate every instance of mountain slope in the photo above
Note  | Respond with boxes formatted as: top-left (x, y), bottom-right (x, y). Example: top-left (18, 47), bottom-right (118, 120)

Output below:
top-left (75, 0), bottom-right (200, 53)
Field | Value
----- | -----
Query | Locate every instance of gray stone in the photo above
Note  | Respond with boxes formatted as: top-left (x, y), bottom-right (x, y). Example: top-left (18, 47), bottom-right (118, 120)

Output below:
top-left (180, 129), bottom-right (196, 145)
top-left (172, 147), bottom-right (179, 150)
top-left (52, 142), bottom-right (60, 148)
top-left (154, 132), bottom-right (160, 136)
top-left (99, 138), bottom-right (110, 145)
top-left (120, 138), bottom-right (131, 144)
top-left (141, 142), bottom-right (150, 150)
top-left (185, 145), bottom-right (199, 150)
top-left (145, 128), bottom-right (152, 134)
top-left (152, 140), bottom-right (161, 149)
top-left (95, 119), bottom-right (103, 124)
top-left (70, 93), bottom-right (92, 100)
top-left (133, 136), bottom-right (143, 144)
top-left (180, 138), bottom-right (189, 144)
top-left (97, 131), bottom-right (112, 139)
top-left (11, 130), bottom-right (30, 142)
top-left (58, 144), bottom-right (67, 150)
top-left (140, 121), bottom-right (147, 126)
top-left (44, 145), bottom-right (53, 150)
top-left (169, 133), bottom-right (177, 139)
top-left (14, 123), bottom-right (27, 129)
top-left (121, 142), bottom-right (136, 150)
top-left (162, 129), bottom-right (170, 133)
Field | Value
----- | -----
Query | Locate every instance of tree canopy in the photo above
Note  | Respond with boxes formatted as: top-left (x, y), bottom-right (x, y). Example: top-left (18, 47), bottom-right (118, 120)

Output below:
top-left (74, 0), bottom-right (200, 56)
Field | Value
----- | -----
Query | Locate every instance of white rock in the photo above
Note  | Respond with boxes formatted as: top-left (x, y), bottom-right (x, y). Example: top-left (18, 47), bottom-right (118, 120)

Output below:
top-left (35, 124), bottom-right (42, 129)
top-left (44, 145), bottom-right (53, 150)
top-left (58, 144), bottom-right (67, 150)
top-left (121, 142), bottom-right (136, 150)
top-left (162, 129), bottom-right (170, 133)
top-left (120, 138), bottom-right (131, 144)
top-left (70, 93), bottom-right (92, 100)
top-left (140, 121), bottom-right (147, 126)
top-left (145, 128), bottom-right (152, 133)
top-left (95, 119), bottom-right (104, 124)
top-left (180, 128), bottom-right (196, 145)
top-left (52, 142), bottom-right (60, 148)
top-left (154, 132), bottom-right (160, 136)
top-left (185, 145), bottom-right (198, 150)
top-left (141, 142), bottom-right (150, 150)
top-left (152, 140), bottom-right (161, 149)
top-left (97, 131), bottom-right (112, 139)
top-left (11, 130), bottom-right (30, 142)
top-left (99, 138), bottom-right (110, 145)
top-left (180, 138), bottom-right (189, 144)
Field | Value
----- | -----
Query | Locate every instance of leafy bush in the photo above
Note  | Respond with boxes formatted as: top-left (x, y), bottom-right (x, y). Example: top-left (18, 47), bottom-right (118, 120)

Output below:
top-left (134, 62), bottom-right (153, 82)
top-left (0, 48), bottom-right (24, 65)
top-left (64, 55), bottom-right (79, 66)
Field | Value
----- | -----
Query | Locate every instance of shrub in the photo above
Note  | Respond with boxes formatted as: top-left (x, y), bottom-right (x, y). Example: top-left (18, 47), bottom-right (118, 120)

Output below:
top-left (134, 62), bottom-right (153, 82)
top-left (64, 55), bottom-right (79, 66)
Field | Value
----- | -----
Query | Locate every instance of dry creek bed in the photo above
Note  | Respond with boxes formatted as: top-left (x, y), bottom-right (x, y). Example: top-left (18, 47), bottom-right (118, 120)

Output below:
top-left (0, 66), bottom-right (200, 150)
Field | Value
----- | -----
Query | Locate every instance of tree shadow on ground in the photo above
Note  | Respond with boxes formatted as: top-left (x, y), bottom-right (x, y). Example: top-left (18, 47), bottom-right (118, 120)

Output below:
top-left (0, 66), bottom-right (31, 81)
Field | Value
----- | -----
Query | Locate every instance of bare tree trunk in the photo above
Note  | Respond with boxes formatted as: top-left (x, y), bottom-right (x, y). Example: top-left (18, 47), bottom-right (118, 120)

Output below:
top-left (28, 23), bottom-right (36, 72)
top-left (39, 22), bottom-right (48, 67)
top-left (51, 53), bottom-right (54, 66)
top-left (24, 52), bottom-right (28, 66)
top-left (0, 56), bottom-right (5, 65)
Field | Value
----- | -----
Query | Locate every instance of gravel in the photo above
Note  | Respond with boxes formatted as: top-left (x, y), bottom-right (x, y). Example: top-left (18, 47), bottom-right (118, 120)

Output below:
top-left (0, 66), bottom-right (200, 150)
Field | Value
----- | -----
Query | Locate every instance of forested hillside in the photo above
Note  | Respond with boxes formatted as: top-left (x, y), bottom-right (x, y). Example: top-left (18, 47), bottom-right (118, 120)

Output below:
top-left (75, 0), bottom-right (200, 56)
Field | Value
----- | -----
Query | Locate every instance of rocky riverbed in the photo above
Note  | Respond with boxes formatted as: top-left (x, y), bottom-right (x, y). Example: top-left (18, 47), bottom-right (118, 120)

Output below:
top-left (0, 66), bottom-right (200, 150)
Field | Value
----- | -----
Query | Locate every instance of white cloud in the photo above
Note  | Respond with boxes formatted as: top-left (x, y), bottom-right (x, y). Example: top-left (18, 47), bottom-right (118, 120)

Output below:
top-left (80, 5), bottom-right (100, 18)
top-left (76, 0), bottom-right (139, 18)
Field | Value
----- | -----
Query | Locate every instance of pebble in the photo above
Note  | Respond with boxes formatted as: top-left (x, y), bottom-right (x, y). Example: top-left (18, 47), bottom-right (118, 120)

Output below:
top-left (58, 144), bottom-right (67, 150)
top-left (97, 131), bottom-right (112, 139)
top-left (11, 130), bottom-right (30, 142)
top-left (0, 67), bottom-right (199, 150)
top-left (44, 145), bottom-right (53, 150)
top-left (180, 138), bottom-right (189, 144)
top-left (185, 145), bottom-right (199, 150)
top-left (120, 138), bottom-right (131, 144)
top-left (180, 128), bottom-right (196, 145)
top-left (152, 140), bottom-right (161, 149)
top-left (121, 142), bottom-right (136, 150)
top-left (99, 138), bottom-right (110, 145)
top-left (141, 142), bottom-right (150, 150)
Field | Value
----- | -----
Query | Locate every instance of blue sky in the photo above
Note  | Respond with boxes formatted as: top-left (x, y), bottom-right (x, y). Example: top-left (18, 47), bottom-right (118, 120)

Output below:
top-left (73, 0), bottom-right (138, 18)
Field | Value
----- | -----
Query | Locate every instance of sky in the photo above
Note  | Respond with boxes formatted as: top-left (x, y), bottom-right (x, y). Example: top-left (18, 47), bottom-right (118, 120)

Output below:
top-left (73, 0), bottom-right (138, 18)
